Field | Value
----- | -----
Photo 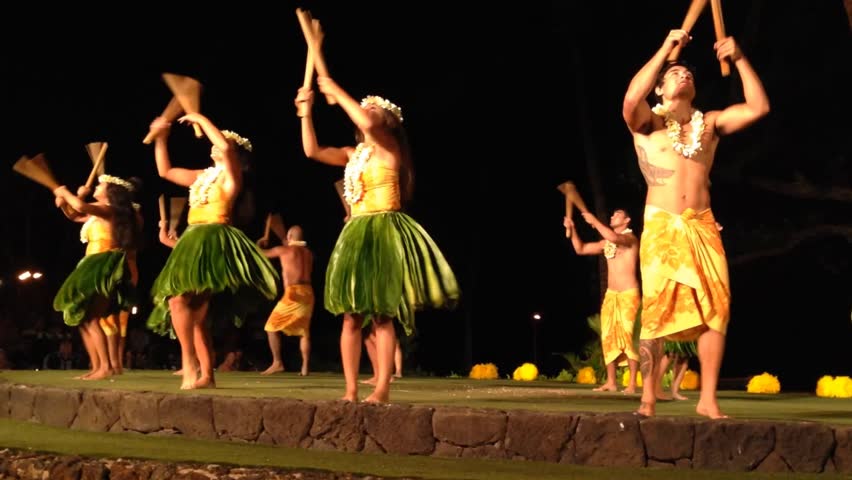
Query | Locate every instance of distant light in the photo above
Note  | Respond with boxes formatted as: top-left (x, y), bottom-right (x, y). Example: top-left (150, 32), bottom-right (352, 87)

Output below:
top-left (532, 313), bottom-right (542, 321)
top-left (18, 271), bottom-right (32, 281)
top-left (131, 306), bottom-right (138, 315)
top-left (32, 272), bottom-right (43, 279)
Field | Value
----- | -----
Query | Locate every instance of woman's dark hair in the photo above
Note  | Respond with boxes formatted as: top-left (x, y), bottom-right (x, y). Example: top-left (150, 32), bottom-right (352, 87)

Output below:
top-left (230, 142), bottom-right (256, 229)
top-left (106, 177), bottom-right (143, 250)
top-left (354, 109), bottom-right (415, 205)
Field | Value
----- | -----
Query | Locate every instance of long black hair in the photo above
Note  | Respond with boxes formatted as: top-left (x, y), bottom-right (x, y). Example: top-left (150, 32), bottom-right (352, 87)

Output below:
top-left (106, 177), bottom-right (143, 250)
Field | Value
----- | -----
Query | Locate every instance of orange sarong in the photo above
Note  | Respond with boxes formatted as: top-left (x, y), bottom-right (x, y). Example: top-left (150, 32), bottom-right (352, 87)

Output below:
top-left (639, 206), bottom-right (730, 341)
top-left (600, 288), bottom-right (640, 366)
top-left (264, 284), bottom-right (314, 337)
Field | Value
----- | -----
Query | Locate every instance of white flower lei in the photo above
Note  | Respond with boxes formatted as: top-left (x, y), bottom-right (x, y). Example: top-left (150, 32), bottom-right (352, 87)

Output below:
top-left (603, 228), bottom-right (632, 259)
top-left (343, 143), bottom-right (373, 205)
top-left (652, 104), bottom-right (705, 159)
top-left (79, 216), bottom-right (96, 243)
top-left (189, 164), bottom-right (224, 208)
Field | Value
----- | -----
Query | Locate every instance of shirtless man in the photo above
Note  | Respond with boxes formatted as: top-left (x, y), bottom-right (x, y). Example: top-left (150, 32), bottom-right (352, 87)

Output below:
top-left (565, 209), bottom-right (640, 393)
top-left (622, 29), bottom-right (769, 418)
top-left (258, 225), bottom-right (314, 376)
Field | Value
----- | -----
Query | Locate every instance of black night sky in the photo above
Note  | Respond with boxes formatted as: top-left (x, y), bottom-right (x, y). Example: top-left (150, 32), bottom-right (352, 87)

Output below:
top-left (1, 2), bottom-right (849, 389)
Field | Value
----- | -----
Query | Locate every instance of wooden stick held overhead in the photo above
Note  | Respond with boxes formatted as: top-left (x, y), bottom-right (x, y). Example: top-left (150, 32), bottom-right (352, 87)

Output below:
top-left (270, 213), bottom-right (286, 242)
top-left (710, 0), bottom-right (731, 77)
top-left (162, 73), bottom-right (204, 137)
top-left (143, 97), bottom-right (183, 144)
top-left (84, 142), bottom-right (108, 190)
top-left (556, 182), bottom-right (575, 237)
top-left (557, 181), bottom-right (590, 215)
top-left (296, 8), bottom-right (336, 105)
top-left (169, 196), bottom-right (187, 232)
top-left (13, 153), bottom-right (60, 191)
top-left (158, 194), bottom-right (167, 225)
top-left (298, 18), bottom-right (325, 117)
top-left (667, 0), bottom-right (709, 62)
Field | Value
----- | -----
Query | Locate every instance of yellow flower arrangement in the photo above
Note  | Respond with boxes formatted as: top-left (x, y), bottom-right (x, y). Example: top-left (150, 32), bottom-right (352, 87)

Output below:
top-left (469, 363), bottom-right (499, 380)
top-left (680, 370), bottom-right (700, 390)
top-left (512, 363), bottom-right (539, 381)
top-left (576, 366), bottom-right (597, 385)
top-left (746, 372), bottom-right (781, 394)
top-left (816, 375), bottom-right (852, 398)
top-left (620, 369), bottom-right (643, 388)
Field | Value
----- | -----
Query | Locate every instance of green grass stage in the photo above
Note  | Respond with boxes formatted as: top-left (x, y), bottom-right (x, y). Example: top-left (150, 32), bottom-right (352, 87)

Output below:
top-left (2, 369), bottom-right (850, 425)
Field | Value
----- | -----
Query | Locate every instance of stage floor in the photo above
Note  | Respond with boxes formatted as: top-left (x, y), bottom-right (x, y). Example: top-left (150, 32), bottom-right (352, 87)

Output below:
top-left (2, 369), bottom-right (850, 425)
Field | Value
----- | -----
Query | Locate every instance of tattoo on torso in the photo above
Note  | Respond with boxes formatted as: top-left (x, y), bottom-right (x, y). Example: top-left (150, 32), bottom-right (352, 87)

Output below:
top-left (636, 145), bottom-right (675, 186)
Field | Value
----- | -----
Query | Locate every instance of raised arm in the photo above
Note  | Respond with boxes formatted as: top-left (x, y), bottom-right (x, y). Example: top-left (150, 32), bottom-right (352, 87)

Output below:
top-left (316, 76), bottom-right (397, 152)
top-left (178, 112), bottom-right (242, 196)
top-left (53, 186), bottom-right (112, 219)
top-left (711, 37), bottom-right (770, 136)
top-left (296, 87), bottom-right (351, 166)
top-left (150, 116), bottom-right (200, 187)
top-left (564, 217), bottom-right (605, 256)
top-left (623, 30), bottom-right (691, 134)
top-left (581, 212), bottom-right (635, 247)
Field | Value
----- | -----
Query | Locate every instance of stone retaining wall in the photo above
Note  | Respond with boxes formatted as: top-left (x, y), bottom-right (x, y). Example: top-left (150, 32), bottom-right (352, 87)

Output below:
top-left (1, 383), bottom-right (849, 475)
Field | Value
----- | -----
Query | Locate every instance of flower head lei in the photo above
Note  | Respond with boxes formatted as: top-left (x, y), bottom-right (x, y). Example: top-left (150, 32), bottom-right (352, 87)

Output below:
top-left (651, 104), bottom-right (705, 159)
top-left (98, 174), bottom-right (134, 191)
top-left (360, 96), bottom-right (404, 123)
top-left (221, 130), bottom-right (253, 152)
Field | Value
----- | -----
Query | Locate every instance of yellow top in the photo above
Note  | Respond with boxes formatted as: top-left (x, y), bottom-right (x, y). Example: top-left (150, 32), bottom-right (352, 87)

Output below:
top-left (349, 153), bottom-right (401, 217)
top-left (81, 216), bottom-right (113, 255)
top-left (188, 165), bottom-right (230, 225)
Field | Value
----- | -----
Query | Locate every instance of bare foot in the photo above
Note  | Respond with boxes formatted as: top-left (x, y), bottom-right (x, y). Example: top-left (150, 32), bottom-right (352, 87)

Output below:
top-left (360, 376), bottom-right (377, 385)
top-left (622, 385), bottom-right (637, 394)
top-left (656, 392), bottom-right (673, 401)
top-left (673, 392), bottom-right (688, 401)
top-left (593, 384), bottom-right (618, 392)
top-left (192, 376), bottom-right (216, 389)
top-left (364, 390), bottom-right (389, 403)
top-left (180, 381), bottom-right (195, 390)
top-left (83, 368), bottom-right (113, 381)
top-left (261, 363), bottom-right (284, 376)
top-left (393, 373), bottom-right (402, 379)
top-left (341, 393), bottom-right (358, 402)
top-left (299, 369), bottom-right (309, 376)
top-left (74, 370), bottom-right (95, 380)
top-left (173, 369), bottom-right (183, 376)
top-left (696, 402), bottom-right (729, 419)
top-left (635, 400), bottom-right (655, 417)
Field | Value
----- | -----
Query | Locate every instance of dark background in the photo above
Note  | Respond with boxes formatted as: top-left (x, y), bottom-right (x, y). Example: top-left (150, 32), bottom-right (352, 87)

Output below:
top-left (1, 1), bottom-right (849, 389)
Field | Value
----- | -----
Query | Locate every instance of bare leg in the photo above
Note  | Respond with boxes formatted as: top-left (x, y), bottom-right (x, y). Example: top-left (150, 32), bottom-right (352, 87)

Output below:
top-left (361, 331), bottom-right (378, 385)
top-left (340, 314), bottom-right (362, 401)
top-left (655, 354), bottom-right (673, 400)
top-left (593, 362), bottom-right (618, 392)
top-left (169, 295), bottom-right (197, 389)
top-left (83, 320), bottom-right (113, 380)
top-left (261, 331), bottom-right (284, 375)
top-left (696, 329), bottom-right (727, 418)
top-left (671, 356), bottom-right (689, 401)
top-left (191, 298), bottom-right (214, 389)
top-left (623, 358), bottom-right (639, 394)
top-left (102, 315), bottom-right (122, 375)
top-left (76, 325), bottom-right (98, 379)
top-left (118, 311), bottom-right (129, 372)
top-left (364, 317), bottom-right (395, 403)
top-left (393, 341), bottom-right (402, 379)
top-left (299, 334), bottom-right (310, 376)
top-left (637, 338), bottom-right (663, 417)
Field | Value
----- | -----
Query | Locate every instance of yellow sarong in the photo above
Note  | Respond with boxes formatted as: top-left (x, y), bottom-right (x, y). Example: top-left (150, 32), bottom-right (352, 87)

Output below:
top-left (264, 284), bottom-right (314, 337)
top-left (600, 288), bottom-right (640, 366)
top-left (639, 206), bottom-right (730, 341)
